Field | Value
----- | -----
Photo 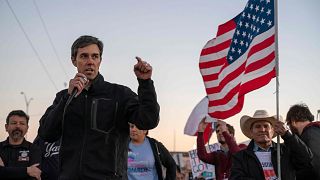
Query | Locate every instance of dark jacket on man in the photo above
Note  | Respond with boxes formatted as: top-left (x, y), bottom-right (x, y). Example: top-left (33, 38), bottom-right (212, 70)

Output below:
top-left (38, 74), bottom-right (160, 180)
top-left (0, 138), bottom-right (41, 180)
top-left (230, 132), bottom-right (313, 180)
top-left (33, 136), bottom-right (60, 180)
top-left (148, 137), bottom-right (177, 180)
top-left (296, 122), bottom-right (320, 180)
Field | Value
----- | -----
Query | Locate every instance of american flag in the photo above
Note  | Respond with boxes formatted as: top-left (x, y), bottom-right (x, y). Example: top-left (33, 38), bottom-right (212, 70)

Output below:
top-left (200, 0), bottom-right (276, 119)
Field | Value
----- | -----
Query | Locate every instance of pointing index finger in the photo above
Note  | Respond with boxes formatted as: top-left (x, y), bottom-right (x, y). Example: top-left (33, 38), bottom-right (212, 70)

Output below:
top-left (135, 56), bottom-right (142, 62)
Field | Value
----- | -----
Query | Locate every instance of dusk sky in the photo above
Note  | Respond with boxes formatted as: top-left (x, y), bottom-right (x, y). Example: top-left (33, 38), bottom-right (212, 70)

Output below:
top-left (1, 0), bottom-right (319, 151)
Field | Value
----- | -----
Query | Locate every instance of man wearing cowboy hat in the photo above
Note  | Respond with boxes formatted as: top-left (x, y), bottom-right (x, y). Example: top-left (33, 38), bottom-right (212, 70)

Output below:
top-left (229, 110), bottom-right (313, 180)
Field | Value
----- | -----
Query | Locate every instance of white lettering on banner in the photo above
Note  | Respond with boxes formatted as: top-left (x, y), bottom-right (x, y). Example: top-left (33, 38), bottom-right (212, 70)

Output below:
top-left (44, 142), bottom-right (60, 158)
top-left (188, 143), bottom-right (220, 179)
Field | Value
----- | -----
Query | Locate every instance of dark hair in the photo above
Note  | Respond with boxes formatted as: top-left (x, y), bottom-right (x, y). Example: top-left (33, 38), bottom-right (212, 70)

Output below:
top-left (216, 123), bottom-right (235, 135)
top-left (71, 35), bottom-right (103, 59)
top-left (286, 103), bottom-right (314, 123)
top-left (6, 110), bottom-right (29, 124)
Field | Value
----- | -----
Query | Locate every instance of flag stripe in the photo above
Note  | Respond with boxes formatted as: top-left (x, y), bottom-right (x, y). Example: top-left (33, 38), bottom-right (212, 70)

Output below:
top-left (241, 68), bottom-right (276, 95)
top-left (246, 51), bottom-right (275, 74)
top-left (216, 18), bottom-right (237, 36)
top-left (247, 34), bottom-right (275, 59)
top-left (199, 57), bottom-right (226, 69)
top-left (200, 39), bottom-right (232, 56)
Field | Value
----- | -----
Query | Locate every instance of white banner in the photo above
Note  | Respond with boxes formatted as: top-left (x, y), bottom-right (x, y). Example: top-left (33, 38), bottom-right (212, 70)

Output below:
top-left (188, 143), bottom-right (220, 179)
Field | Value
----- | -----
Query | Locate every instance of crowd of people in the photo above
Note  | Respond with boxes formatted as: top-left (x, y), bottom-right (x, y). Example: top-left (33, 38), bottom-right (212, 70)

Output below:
top-left (1, 35), bottom-right (319, 180)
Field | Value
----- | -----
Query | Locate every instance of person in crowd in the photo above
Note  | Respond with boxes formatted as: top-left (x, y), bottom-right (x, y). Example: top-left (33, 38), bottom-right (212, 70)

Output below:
top-left (196, 118), bottom-right (246, 180)
top-left (127, 123), bottom-right (176, 180)
top-left (286, 103), bottom-right (320, 180)
top-left (0, 110), bottom-right (41, 180)
top-left (33, 136), bottom-right (60, 180)
top-left (230, 110), bottom-right (313, 180)
top-left (38, 35), bottom-right (160, 179)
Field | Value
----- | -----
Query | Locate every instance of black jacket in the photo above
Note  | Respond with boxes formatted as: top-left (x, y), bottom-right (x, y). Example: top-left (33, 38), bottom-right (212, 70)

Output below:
top-left (230, 132), bottom-right (313, 180)
top-left (147, 137), bottom-right (176, 180)
top-left (33, 136), bottom-right (60, 180)
top-left (296, 122), bottom-right (320, 180)
top-left (0, 138), bottom-right (41, 180)
top-left (38, 74), bottom-right (160, 180)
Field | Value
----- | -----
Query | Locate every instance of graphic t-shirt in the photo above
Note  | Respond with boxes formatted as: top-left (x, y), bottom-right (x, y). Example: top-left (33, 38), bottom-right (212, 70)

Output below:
top-left (255, 151), bottom-right (277, 180)
top-left (127, 138), bottom-right (158, 180)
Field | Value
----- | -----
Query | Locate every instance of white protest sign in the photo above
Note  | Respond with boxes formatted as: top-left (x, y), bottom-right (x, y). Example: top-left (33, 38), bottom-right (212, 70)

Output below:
top-left (188, 143), bottom-right (220, 179)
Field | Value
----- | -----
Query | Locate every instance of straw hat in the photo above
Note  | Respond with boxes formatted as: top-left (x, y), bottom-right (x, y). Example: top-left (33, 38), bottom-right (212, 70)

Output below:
top-left (240, 110), bottom-right (282, 139)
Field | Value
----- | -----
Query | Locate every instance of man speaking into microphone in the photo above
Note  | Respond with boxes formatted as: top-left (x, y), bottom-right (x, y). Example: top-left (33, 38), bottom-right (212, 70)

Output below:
top-left (38, 35), bottom-right (160, 180)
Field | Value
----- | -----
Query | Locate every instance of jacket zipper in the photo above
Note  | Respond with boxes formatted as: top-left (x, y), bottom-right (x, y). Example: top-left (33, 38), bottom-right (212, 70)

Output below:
top-left (79, 94), bottom-right (88, 176)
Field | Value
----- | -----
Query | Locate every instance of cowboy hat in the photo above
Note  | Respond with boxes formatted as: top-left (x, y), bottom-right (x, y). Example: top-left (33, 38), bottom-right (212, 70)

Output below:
top-left (240, 110), bottom-right (283, 139)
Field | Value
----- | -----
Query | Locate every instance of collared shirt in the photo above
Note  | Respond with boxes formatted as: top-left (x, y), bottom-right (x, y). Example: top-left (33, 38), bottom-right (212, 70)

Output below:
top-left (253, 142), bottom-right (273, 152)
top-left (253, 142), bottom-right (277, 180)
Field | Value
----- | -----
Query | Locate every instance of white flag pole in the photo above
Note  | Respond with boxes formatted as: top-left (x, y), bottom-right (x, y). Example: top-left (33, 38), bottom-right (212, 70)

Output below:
top-left (274, 0), bottom-right (281, 179)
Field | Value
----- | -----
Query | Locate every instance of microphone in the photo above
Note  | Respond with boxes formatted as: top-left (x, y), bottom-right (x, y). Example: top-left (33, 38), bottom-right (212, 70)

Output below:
top-left (69, 88), bottom-right (78, 102)
top-left (66, 77), bottom-right (88, 106)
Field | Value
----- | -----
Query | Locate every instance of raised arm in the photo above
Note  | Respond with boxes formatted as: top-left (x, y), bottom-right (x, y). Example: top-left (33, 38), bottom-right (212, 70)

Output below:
top-left (127, 57), bottom-right (160, 130)
top-left (196, 118), bottom-right (225, 165)
top-left (38, 90), bottom-right (68, 142)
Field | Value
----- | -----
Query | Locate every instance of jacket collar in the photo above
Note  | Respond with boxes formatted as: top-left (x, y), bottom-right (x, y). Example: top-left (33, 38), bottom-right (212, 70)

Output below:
top-left (247, 139), bottom-right (275, 152)
top-left (302, 121), bottom-right (320, 134)
top-left (88, 73), bottom-right (107, 93)
top-left (253, 142), bottom-right (273, 152)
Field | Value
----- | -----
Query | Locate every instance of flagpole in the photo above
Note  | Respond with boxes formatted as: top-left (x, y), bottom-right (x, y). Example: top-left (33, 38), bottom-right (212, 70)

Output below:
top-left (274, 0), bottom-right (281, 179)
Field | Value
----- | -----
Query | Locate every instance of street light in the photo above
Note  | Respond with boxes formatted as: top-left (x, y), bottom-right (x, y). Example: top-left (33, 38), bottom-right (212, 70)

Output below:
top-left (20, 92), bottom-right (33, 114)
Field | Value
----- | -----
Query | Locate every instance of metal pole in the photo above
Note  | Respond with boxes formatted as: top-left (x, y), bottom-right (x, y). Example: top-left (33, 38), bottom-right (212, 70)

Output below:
top-left (20, 92), bottom-right (33, 114)
top-left (274, 0), bottom-right (281, 179)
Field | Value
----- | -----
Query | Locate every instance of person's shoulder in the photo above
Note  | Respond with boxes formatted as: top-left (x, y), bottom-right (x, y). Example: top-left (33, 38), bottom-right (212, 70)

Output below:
top-left (56, 89), bottom-right (68, 97)
top-left (101, 80), bottom-right (132, 91)
top-left (233, 148), bottom-right (246, 159)
top-left (146, 136), bottom-right (156, 143)
top-left (0, 140), bottom-right (5, 148)
top-left (0, 139), bottom-right (9, 148)
top-left (24, 139), bottom-right (35, 147)
top-left (233, 147), bottom-right (255, 163)
top-left (302, 124), bottom-right (320, 138)
top-left (305, 122), bottom-right (320, 132)
top-left (147, 137), bottom-right (164, 147)
top-left (109, 82), bottom-right (130, 89)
